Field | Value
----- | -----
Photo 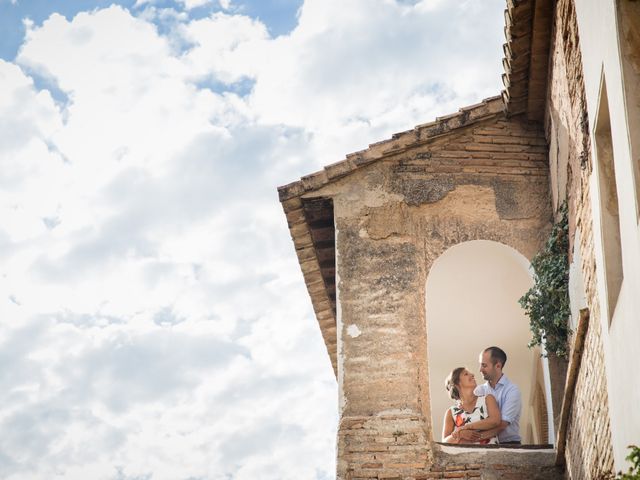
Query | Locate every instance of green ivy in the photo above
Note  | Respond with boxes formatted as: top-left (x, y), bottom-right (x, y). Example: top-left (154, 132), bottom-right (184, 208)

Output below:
top-left (614, 445), bottom-right (640, 480)
top-left (519, 202), bottom-right (571, 358)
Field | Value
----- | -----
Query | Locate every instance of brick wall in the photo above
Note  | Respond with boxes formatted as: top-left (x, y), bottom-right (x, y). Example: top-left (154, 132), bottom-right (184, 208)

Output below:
top-left (564, 301), bottom-right (615, 478)
top-left (546, 0), bottom-right (615, 477)
top-left (338, 414), bottom-right (432, 480)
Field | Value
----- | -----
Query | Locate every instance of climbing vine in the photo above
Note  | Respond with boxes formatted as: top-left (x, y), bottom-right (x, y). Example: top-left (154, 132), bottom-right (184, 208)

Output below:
top-left (519, 202), bottom-right (571, 358)
top-left (614, 445), bottom-right (640, 480)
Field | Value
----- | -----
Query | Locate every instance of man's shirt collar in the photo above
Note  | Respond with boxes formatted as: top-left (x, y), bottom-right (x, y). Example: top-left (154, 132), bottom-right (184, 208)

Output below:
top-left (491, 373), bottom-right (507, 389)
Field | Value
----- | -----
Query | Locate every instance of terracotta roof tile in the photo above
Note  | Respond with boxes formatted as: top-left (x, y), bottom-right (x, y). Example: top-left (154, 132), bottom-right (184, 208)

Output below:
top-left (278, 95), bottom-right (505, 201)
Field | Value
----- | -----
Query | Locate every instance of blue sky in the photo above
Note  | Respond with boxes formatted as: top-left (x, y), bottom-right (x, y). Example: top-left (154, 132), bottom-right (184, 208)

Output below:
top-left (0, 1), bottom-right (506, 478)
top-left (0, 0), bottom-right (303, 60)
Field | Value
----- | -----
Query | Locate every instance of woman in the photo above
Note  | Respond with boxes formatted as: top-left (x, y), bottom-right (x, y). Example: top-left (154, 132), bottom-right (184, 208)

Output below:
top-left (442, 366), bottom-right (501, 444)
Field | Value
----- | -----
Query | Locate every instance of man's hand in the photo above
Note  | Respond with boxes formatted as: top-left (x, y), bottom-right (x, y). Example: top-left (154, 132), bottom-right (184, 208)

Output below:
top-left (456, 429), bottom-right (481, 443)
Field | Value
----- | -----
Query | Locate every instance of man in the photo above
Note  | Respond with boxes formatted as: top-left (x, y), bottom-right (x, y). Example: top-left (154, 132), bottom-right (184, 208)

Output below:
top-left (473, 346), bottom-right (522, 444)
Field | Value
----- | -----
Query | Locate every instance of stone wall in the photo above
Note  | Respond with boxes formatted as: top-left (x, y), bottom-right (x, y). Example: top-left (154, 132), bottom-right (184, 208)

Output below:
top-left (546, 0), bottom-right (615, 477)
top-left (430, 445), bottom-right (562, 480)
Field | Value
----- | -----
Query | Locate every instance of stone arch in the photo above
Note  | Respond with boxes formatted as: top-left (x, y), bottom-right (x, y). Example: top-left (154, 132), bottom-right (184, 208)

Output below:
top-left (425, 240), bottom-right (553, 444)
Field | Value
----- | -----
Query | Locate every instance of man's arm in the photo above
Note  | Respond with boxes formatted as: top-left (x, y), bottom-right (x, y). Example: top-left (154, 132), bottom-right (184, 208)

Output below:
top-left (483, 383), bottom-right (521, 441)
top-left (478, 423), bottom-right (507, 440)
top-left (457, 429), bottom-right (482, 443)
top-left (500, 384), bottom-right (522, 429)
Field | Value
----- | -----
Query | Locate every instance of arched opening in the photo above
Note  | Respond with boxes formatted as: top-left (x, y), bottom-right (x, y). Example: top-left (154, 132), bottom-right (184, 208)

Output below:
top-left (426, 240), bottom-right (554, 445)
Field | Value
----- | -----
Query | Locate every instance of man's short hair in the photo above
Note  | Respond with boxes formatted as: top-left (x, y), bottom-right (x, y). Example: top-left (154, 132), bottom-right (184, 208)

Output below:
top-left (484, 346), bottom-right (507, 368)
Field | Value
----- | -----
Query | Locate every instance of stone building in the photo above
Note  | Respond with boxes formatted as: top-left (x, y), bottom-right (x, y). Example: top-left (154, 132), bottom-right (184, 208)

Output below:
top-left (278, 0), bottom-right (640, 478)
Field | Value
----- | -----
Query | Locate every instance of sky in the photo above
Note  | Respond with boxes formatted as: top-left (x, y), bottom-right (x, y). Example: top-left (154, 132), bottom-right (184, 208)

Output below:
top-left (0, 0), bottom-right (506, 479)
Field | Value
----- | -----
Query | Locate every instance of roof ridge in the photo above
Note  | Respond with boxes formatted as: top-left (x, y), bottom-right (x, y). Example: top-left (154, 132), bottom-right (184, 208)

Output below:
top-left (278, 95), bottom-right (505, 201)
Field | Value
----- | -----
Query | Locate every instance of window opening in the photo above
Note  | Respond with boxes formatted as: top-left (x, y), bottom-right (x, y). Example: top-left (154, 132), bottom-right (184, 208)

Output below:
top-left (594, 76), bottom-right (624, 325)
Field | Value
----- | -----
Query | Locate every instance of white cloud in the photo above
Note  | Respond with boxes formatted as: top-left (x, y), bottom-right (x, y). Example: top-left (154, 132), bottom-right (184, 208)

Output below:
top-left (0, 61), bottom-right (66, 243)
top-left (179, 11), bottom-right (269, 83)
top-left (248, 0), bottom-right (504, 163)
top-left (177, 0), bottom-right (213, 10)
top-left (0, 0), bottom-right (506, 478)
top-left (177, 0), bottom-right (504, 169)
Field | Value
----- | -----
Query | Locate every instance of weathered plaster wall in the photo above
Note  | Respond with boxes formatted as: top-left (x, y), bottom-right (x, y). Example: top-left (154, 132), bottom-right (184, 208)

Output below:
top-left (307, 115), bottom-right (552, 479)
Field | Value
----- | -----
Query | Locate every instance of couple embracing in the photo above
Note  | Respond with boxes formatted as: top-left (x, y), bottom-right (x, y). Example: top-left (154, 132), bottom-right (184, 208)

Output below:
top-left (442, 346), bottom-right (522, 445)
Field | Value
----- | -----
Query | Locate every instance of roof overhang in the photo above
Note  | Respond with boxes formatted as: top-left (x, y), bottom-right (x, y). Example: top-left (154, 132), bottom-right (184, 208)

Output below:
top-left (502, 0), bottom-right (554, 120)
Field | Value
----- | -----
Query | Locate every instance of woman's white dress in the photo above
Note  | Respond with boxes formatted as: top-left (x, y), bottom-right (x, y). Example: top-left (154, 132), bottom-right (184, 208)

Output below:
top-left (449, 395), bottom-right (499, 444)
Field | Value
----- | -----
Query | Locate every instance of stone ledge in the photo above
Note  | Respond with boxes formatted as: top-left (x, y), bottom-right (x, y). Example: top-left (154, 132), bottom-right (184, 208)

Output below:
top-left (432, 443), bottom-right (563, 480)
top-left (435, 443), bottom-right (554, 451)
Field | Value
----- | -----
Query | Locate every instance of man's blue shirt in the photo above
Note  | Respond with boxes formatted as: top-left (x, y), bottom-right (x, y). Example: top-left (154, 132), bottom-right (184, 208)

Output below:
top-left (475, 374), bottom-right (522, 443)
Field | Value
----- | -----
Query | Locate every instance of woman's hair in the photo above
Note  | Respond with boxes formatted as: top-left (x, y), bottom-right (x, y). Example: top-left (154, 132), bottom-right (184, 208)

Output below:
top-left (445, 367), bottom-right (466, 400)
